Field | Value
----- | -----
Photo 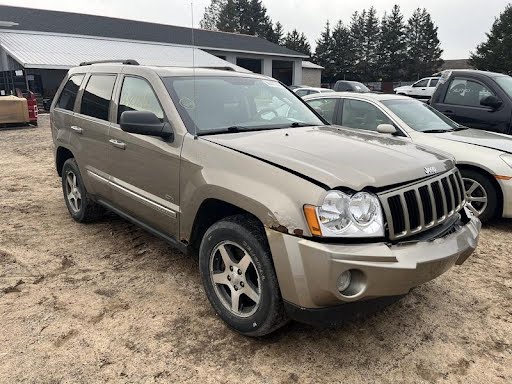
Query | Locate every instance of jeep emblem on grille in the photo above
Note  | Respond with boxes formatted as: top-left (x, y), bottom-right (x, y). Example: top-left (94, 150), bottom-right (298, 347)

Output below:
top-left (424, 166), bottom-right (438, 175)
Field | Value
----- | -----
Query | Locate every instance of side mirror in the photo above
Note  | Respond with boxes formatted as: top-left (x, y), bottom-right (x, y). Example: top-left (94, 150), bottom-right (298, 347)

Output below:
top-left (377, 124), bottom-right (397, 135)
top-left (120, 111), bottom-right (173, 141)
top-left (480, 95), bottom-right (503, 110)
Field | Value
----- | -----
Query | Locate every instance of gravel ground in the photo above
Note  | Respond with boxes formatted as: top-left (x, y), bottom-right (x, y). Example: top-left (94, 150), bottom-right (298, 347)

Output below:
top-left (0, 115), bottom-right (511, 383)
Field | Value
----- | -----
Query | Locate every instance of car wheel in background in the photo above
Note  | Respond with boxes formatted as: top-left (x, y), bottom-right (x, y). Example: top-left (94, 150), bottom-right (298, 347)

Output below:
top-left (199, 215), bottom-right (288, 337)
top-left (461, 169), bottom-right (498, 223)
top-left (61, 158), bottom-right (104, 223)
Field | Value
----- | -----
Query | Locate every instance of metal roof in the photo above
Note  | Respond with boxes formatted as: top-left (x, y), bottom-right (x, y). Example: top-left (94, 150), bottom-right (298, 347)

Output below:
top-left (0, 5), bottom-right (307, 58)
top-left (0, 30), bottom-right (250, 71)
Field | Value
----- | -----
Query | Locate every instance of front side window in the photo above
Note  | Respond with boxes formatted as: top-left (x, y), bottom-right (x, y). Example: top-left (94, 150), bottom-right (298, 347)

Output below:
top-left (163, 76), bottom-right (324, 135)
top-left (80, 75), bottom-right (116, 121)
top-left (118, 77), bottom-right (164, 123)
top-left (382, 99), bottom-right (459, 132)
top-left (306, 98), bottom-right (337, 123)
top-left (413, 79), bottom-right (429, 88)
top-left (56, 75), bottom-right (84, 111)
top-left (341, 99), bottom-right (393, 131)
top-left (443, 78), bottom-right (494, 107)
top-left (295, 89), bottom-right (310, 97)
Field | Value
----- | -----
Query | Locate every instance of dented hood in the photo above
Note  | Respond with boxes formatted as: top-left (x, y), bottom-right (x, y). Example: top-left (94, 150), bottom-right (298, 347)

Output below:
top-left (431, 128), bottom-right (512, 154)
top-left (205, 126), bottom-right (454, 190)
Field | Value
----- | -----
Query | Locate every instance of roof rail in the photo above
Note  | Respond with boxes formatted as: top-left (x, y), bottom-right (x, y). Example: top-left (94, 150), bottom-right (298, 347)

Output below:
top-left (79, 59), bottom-right (140, 66)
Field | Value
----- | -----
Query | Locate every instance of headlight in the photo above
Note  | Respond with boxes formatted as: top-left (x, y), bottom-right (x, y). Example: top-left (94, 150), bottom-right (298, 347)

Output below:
top-left (304, 191), bottom-right (385, 238)
top-left (500, 153), bottom-right (512, 168)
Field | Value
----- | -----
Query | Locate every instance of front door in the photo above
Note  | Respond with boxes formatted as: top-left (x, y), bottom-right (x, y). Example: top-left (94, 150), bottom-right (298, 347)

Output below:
top-left (107, 75), bottom-right (181, 236)
top-left (434, 76), bottom-right (512, 134)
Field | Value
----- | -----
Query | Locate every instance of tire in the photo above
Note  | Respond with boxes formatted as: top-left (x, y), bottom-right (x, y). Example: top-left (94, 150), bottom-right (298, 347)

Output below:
top-left (61, 158), bottom-right (104, 223)
top-left (199, 215), bottom-right (288, 337)
top-left (460, 169), bottom-right (498, 223)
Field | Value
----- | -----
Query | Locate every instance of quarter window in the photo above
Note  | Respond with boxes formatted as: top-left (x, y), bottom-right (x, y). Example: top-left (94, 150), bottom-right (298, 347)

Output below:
top-left (443, 78), bottom-right (494, 107)
top-left (341, 99), bottom-right (393, 131)
top-left (56, 75), bottom-right (84, 111)
top-left (306, 98), bottom-right (337, 123)
top-left (118, 77), bottom-right (164, 123)
top-left (80, 75), bottom-right (116, 121)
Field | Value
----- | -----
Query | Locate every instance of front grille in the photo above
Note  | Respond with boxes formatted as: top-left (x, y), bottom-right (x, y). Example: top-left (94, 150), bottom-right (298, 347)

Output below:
top-left (380, 169), bottom-right (466, 240)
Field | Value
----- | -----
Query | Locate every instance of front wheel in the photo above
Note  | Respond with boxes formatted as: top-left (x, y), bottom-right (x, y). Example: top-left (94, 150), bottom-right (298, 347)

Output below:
top-left (461, 169), bottom-right (498, 223)
top-left (199, 215), bottom-right (288, 336)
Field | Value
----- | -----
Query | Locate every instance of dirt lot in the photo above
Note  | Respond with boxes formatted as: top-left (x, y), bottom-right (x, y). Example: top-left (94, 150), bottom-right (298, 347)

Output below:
top-left (0, 115), bottom-right (511, 383)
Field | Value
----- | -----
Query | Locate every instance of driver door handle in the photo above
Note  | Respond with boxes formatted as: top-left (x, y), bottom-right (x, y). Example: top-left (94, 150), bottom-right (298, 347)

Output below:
top-left (109, 139), bottom-right (126, 150)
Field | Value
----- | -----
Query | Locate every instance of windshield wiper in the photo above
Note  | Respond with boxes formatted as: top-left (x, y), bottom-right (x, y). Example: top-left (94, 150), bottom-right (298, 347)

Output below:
top-left (422, 129), bottom-right (454, 133)
top-left (197, 126), bottom-right (276, 136)
top-left (289, 122), bottom-right (320, 127)
top-left (453, 126), bottom-right (469, 131)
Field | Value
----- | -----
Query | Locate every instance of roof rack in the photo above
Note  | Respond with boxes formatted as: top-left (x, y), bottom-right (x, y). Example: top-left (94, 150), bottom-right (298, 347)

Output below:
top-left (79, 59), bottom-right (140, 66)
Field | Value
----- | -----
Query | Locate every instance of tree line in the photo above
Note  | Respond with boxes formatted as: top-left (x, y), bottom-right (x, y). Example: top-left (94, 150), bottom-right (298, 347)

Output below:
top-left (200, 1), bottom-right (443, 83)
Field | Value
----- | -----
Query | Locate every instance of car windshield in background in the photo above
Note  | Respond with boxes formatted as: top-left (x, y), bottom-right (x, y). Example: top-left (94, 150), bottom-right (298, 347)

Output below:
top-left (382, 99), bottom-right (460, 132)
top-left (163, 76), bottom-right (324, 135)
top-left (494, 75), bottom-right (512, 98)
top-left (351, 82), bottom-right (370, 93)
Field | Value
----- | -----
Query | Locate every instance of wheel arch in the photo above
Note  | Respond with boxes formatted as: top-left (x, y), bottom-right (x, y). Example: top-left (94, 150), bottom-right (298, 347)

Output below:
top-left (56, 146), bottom-right (75, 177)
top-left (457, 163), bottom-right (503, 216)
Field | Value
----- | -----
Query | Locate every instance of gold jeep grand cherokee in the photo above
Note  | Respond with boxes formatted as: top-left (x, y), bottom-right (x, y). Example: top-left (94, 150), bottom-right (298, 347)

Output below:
top-left (51, 60), bottom-right (481, 336)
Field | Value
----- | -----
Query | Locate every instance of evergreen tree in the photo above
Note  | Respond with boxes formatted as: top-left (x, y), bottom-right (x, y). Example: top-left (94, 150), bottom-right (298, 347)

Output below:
top-left (283, 29), bottom-right (312, 57)
top-left (405, 8), bottom-right (443, 79)
top-left (378, 5), bottom-right (407, 81)
top-left (216, 0), bottom-right (239, 32)
top-left (349, 11), bottom-right (366, 81)
top-left (314, 21), bottom-right (335, 83)
top-left (361, 7), bottom-right (380, 82)
top-left (271, 21), bottom-right (285, 45)
top-left (200, 0), bottom-right (227, 31)
top-left (470, 4), bottom-right (512, 72)
top-left (331, 21), bottom-right (354, 80)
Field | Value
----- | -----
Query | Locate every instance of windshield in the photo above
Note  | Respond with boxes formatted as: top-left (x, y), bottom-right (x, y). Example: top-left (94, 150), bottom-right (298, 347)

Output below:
top-left (494, 75), bottom-right (512, 98)
top-left (163, 76), bottom-right (324, 135)
top-left (352, 82), bottom-right (370, 93)
top-left (382, 99), bottom-right (459, 132)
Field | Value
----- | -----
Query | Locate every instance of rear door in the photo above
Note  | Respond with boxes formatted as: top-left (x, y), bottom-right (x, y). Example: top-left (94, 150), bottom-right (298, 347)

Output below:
top-left (434, 76), bottom-right (511, 133)
top-left (51, 74), bottom-right (85, 145)
top-left (71, 73), bottom-right (117, 198)
top-left (107, 74), bottom-right (181, 236)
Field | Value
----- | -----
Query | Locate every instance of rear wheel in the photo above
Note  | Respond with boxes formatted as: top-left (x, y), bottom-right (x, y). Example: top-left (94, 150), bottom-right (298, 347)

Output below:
top-left (461, 169), bottom-right (498, 223)
top-left (199, 215), bottom-right (288, 336)
top-left (61, 158), bottom-right (104, 222)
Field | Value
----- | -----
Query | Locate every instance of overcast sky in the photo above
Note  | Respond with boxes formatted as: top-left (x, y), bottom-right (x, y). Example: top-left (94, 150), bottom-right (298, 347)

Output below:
top-left (0, 0), bottom-right (509, 59)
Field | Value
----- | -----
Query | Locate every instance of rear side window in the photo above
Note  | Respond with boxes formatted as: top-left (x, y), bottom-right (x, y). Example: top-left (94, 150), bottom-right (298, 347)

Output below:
top-left (117, 77), bottom-right (164, 123)
top-left (80, 75), bottom-right (116, 121)
top-left (56, 75), bottom-right (84, 111)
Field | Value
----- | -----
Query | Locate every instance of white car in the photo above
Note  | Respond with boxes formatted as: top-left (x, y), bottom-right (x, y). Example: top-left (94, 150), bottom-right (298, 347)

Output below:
top-left (293, 87), bottom-right (334, 98)
top-left (304, 92), bottom-right (512, 222)
top-left (394, 77), bottom-right (441, 99)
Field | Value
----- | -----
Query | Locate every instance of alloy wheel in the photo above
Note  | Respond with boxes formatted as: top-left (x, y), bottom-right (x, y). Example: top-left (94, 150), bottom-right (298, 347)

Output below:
top-left (65, 170), bottom-right (82, 213)
top-left (463, 177), bottom-right (488, 217)
top-left (209, 240), bottom-right (261, 318)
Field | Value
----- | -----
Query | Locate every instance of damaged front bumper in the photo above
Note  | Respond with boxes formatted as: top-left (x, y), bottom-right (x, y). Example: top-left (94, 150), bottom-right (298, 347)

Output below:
top-left (266, 210), bottom-right (481, 321)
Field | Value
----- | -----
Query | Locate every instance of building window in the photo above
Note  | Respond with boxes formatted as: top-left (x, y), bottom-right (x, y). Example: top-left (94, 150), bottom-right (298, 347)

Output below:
top-left (236, 58), bottom-right (262, 74)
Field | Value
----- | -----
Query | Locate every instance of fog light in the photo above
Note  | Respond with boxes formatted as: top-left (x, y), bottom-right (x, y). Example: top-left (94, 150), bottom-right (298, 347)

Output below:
top-left (337, 270), bottom-right (352, 293)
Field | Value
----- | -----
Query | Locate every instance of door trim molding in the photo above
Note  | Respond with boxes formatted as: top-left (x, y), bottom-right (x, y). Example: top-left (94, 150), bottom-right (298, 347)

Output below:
top-left (87, 169), bottom-right (179, 219)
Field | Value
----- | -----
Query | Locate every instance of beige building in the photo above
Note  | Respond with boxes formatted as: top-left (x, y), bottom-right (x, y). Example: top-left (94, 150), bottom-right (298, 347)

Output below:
top-left (301, 61), bottom-right (324, 87)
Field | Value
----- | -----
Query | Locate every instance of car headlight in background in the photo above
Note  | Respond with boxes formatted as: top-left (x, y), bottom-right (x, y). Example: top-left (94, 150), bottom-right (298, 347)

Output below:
top-left (500, 153), bottom-right (512, 168)
top-left (303, 191), bottom-right (385, 238)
